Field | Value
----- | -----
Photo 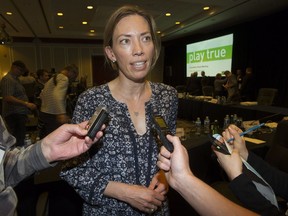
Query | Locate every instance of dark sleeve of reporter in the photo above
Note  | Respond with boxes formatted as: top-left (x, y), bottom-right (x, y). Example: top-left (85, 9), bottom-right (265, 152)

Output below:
top-left (229, 173), bottom-right (285, 216)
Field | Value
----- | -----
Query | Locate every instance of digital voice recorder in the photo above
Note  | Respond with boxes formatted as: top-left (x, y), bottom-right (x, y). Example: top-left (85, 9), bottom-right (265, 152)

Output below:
top-left (153, 115), bottom-right (174, 152)
top-left (86, 107), bottom-right (109, 139)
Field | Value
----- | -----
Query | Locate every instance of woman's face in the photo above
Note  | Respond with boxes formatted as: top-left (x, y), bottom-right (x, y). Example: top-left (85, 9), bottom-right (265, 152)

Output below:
top-left (105, 14), bottom-right (154, 82)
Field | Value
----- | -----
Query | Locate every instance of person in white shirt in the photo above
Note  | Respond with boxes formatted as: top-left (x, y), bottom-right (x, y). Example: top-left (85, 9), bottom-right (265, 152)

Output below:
top-left (39, 64), bottom-right (79, 138)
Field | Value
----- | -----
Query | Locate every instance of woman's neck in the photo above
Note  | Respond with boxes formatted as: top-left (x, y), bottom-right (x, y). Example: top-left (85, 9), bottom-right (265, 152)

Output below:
top-left (109, 78), bottom-right (150, 103)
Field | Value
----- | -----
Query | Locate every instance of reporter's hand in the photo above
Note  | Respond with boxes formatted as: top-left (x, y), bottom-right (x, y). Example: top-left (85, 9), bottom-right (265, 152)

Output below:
top-left (214, 148), bottom-right (243, 180)
top-left (41, 121), bottom-right (105, 163)
top-left (157, 135), bottom-right (193, 189)
top-left (223, 125), bottom-right (249, 160)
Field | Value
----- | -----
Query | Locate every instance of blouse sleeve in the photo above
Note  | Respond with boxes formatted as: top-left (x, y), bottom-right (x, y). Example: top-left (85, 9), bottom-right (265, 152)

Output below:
top-left (60, 90), bottom-right (112, 206)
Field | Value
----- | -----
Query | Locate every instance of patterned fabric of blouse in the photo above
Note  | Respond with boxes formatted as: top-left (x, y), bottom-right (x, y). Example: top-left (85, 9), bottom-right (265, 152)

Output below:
top-left (60, 82), bottom-right (178, 216)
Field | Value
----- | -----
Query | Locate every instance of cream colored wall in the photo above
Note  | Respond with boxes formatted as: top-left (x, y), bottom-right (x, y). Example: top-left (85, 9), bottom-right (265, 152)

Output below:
top-left (150, 47), bottom-right (164, 83)
top-left (0, 42), bottom-right (103, 87)
top-left (0, 42), bottom-right (163, 87)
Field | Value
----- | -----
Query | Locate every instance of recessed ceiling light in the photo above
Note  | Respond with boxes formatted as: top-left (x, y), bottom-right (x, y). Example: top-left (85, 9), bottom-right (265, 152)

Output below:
top-left (87, 6), bottom-right (93, 9)
top-left (59, 26), bottom-right (64, 29)
top-left (175, 21), bottom-right (181, 25)
top-left (82, 21), bottom-right (88, 25)
top-left (203, 6), bottom-right (210, 11)
top-left (6, 12), bottom-right (12, 15)
top-left (165, 13), bottom-right (171, 17)
top-left (57, 12), bottom-right (64, 16)
top-left (90, 29), bottom-right (95, 33)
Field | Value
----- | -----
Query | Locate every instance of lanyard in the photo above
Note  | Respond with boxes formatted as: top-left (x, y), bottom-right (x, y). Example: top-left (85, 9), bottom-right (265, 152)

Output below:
top-left (128, 126), bottom-right (154, 186)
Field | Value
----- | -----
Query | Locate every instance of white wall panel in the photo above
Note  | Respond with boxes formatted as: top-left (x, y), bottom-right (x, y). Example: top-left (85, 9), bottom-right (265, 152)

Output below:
top-left (39, 46), bottom-right (52, 71)
top-left (11, 44), bottom-right (37, 74)
top-left (80, 48), bottom-right (93, 87)
top-left (0, 46), bottom-right (12, 78)
top-left (52, 47), bottom-right (66, 72)
top-left (67, 47), bottom-right (79, 66)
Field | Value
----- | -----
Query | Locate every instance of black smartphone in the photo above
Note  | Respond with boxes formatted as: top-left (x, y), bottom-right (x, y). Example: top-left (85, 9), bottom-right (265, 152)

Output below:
top-left (86, 107), bottom-right (109, 139)
top-left (152, 115), bottom-right (174, 152)
top-left (208, 134), bottom-right (230, 155)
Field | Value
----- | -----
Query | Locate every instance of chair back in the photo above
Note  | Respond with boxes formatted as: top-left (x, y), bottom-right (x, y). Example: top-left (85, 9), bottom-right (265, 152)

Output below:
top-left (265, 120), bottom-right (288, 173)
top-left (175, 85), bottom-right (186, 93)
top-left (257, 88), bottom-right (278, 105)
top-left (202, 86), bottom-right (214, 97)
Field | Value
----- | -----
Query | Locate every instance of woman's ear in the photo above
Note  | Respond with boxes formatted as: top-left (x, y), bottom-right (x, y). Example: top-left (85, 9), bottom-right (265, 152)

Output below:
top-left (105, 46), bottom-right (116, 62)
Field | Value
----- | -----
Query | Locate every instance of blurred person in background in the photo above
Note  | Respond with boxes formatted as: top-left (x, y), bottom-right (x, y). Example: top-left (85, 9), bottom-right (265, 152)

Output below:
top-left (236, 69), bottom-right (243, 90)
top-left (19, 69), bottom-right (36, 103)
top-left (240, 67), bottom-right (257, 101)
top-left (34, 69), bottom-right (50, 109)
top-left (0, 60), bottom-right (37, 146)
top-left (214, 73), bottom-right (226, 97)
top-left (223, 70), bottom-right (240, 104)
top-left (186, 71), bottom-right (201, 96)
top-left (38, 64), bottom-right (79, 139)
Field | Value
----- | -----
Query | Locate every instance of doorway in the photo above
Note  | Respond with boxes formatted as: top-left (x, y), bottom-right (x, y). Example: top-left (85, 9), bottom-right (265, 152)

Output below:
top-left (91, 55), bottom-right (117, 86)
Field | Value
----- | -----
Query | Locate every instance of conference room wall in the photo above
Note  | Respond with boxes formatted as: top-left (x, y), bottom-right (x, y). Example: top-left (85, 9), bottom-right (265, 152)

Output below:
top-left (0, 42), bottom-right (164, 87)
top-left (163, 9), bottom-right (288, 107)
top-left (0, 43), bottom-right (101, 87)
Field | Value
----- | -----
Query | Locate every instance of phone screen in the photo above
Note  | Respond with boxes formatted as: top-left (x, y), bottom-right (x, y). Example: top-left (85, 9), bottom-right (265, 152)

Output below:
top-left (209, 135), bottom-right (230, 155)
top-left (155, 116), bottom-right (167, 129)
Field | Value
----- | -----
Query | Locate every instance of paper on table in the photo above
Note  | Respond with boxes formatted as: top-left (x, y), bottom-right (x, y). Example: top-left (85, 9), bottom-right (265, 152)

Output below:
top-left (176, 128), bottom-right (185, 137)
top-left (240, 101), bottom-right (258, 106)
top-left (244, 137), bottom-right (266, 144)
top-left (264, 122), bottom-right (278, 129)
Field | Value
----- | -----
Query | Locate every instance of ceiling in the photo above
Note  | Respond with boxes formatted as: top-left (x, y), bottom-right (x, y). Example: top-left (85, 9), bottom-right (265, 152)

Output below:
top-left (1, 0), bottom-right (288, 43)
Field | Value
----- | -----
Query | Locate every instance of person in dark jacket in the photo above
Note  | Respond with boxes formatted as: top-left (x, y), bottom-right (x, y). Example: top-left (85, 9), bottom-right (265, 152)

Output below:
top-left (186, 72), bottom-right (201, 96)
top-left (240, 67), bottom-right (257, 101)
top-left (214, 124), bottom-right (287, 216)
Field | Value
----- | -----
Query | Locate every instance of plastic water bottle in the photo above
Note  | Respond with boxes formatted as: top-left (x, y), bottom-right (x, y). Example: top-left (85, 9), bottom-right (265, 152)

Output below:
top-left (203, 116), bottom-right (210, 134)
top-left (35, 136), bottom-right (40, 143)
top-left (233, 114), bottom-right (238, 124)
top-left (24, 134), bottom-right (32, 146)
top-left (230, 115), bottom-right (234, 124)
top-left (212, 120), bottom-right (220, 134)
top-left (195, 117), bottom-right (201, 135)
top-left (223, 115), bottom-right (230, 129)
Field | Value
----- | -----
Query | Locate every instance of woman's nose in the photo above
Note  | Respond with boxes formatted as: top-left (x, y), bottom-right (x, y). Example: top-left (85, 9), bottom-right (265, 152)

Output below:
top-left (133, 41), bottom-right (144, 56)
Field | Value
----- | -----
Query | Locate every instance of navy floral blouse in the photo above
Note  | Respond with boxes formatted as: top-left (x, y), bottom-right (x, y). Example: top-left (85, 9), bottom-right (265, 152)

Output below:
top-left (60, 82), bottom-right (178, 215)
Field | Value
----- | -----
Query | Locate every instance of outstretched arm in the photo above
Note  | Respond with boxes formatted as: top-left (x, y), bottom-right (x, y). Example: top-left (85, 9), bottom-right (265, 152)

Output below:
top-left (41, 121), bottom-right (105, 163)
top-left (157, 135), bottom-right (259, 216)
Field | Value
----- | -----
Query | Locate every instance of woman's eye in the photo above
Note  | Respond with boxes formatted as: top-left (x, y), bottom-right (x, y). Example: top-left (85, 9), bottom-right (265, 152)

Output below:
top-left (120, 39), bottom-right (129, 45)
top-left (143, 35), bottom-right (152, 42)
